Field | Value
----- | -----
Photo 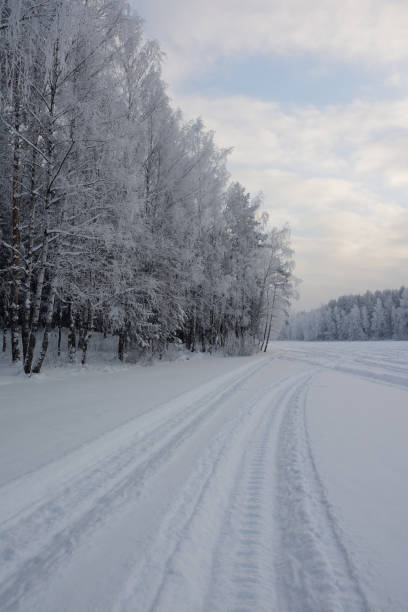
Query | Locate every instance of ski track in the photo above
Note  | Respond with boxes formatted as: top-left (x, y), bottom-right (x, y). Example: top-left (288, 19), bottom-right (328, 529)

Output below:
top-left (116, 366), bottom-right (371, 612)
top-left (274, 347), bottom-right (408, 390)
top-left (202, 372), bottom-right (314, 612)
top-left (0, 357), bottom-right (269, 611)
top-left (275, 375), bottom-right (371, 612)
top-left (116, 369), bottom-right (315, 612)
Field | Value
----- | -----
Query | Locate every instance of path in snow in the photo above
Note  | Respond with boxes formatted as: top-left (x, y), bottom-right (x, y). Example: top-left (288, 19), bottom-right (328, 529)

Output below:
top-left (1, 342), bottom-right (407, 611)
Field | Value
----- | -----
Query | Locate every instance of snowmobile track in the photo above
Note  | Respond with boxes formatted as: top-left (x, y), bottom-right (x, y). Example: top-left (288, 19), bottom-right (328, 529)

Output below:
top-left (275, 375), bottom-right (371, 611)
top-left (117, 369), bottom-right (317, 612)
top-left (0, 358), bottom-right (270, 611)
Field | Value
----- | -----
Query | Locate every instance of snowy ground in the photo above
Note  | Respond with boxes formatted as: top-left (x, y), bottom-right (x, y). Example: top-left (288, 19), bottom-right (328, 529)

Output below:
top-left (1, 341), bottom-right (407, 611)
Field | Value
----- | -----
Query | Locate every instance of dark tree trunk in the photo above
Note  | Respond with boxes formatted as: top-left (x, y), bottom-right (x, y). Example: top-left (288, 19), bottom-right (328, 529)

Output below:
top-left (262, 285), bottom-right (277, 353)
top-left (21, 289), bottom-right (30, 361)
top-left (10, 107), bottom-right (21, 362)
top-left (24, 229), bottom-right (49, 374)
top-left (81, 301), bottom-right (93, 365)
top-left (68, 302), bottom-right (76, 361)
top-left (260, 316), bottom-right (268, 351)
top-left (263, 312), bottom-right (273, 352)
top-left (57, 302), bottom-right (62, 357)
top-left (190, 309), bottom-right (196, 352)
top-left (22, 147), bottom-right (38, 360)
top-left (2, 298), bottom-right (8, 353)
top-left (25, 36), bottom-right (59, 374)
top-left (200, 328), bottom-right (206, 353)
top-left (32, 280), bottom-right (57, 373)
top-left (118, 331), bottom-right (125, 361)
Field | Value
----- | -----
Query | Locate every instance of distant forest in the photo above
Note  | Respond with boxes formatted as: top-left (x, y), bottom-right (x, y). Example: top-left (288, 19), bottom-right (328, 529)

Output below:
top-left (281, 287), bottom-right (408, 341)
top-left (0, 0), bottom-right (296, 373)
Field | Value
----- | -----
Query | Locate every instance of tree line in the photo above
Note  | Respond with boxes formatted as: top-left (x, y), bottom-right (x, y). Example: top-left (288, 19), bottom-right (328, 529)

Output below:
top-left (281, 287), bottom-right (408, 341)
top-left (0, 0), bottom-right (296, 373)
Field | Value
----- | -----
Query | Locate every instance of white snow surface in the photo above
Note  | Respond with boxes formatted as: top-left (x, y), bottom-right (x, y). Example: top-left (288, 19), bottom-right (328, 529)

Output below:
top-left (1, 341), bottom-right (408, 611)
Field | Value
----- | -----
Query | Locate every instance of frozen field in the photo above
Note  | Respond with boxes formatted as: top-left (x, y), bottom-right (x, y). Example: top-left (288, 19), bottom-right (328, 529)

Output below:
top-left (1, 341), bottom-right (407, 611)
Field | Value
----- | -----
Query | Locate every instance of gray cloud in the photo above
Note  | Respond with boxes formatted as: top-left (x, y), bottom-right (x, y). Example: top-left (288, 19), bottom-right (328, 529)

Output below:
top-left (132, 0), bottom-right (408, 310)
top-left (135, 0), bottom-right (408, 83)
top-left (165, 93), bottom-right (408, 309)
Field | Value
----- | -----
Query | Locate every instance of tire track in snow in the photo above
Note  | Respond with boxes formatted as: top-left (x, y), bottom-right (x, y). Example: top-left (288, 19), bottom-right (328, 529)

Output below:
top-left (275, 376), bottom-right (371, 611)
top-left (276, 348), bottom-right (408, 390)
top-left (1, 357), bottom-right (268, 525)
top-left (333, 365), bottom-right (408, 389)
top-left (115, 369), bottom-right (316, 612)
top-left (0, 357), bottom-right (270, 611)
top-left (347, 355), bottom-right (407, 376)
top-left (204, 370), bottom-right (315, 612)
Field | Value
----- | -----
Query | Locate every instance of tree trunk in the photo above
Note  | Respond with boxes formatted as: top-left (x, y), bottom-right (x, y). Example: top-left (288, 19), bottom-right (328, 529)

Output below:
top-left (263, 312), bottom-right (273, 353)
top-left (21, 290), bottom-right (30, 361)
top-left (81, 301), bottom-right (93, 365)
top-left (22, 148), bottom-right (38, 360)
top-left (57, 301), bottom-right (62, 357)
top-left (190, 309), bottom-right (196, 352)
top-left (10, 106), bottom-right (21, 362)
top-left (32, 280), bottom-right (57, 373)
top-left (200, 328), bottom-right (206, 353)
top-left (68, 302), bottom-right (76, 361)
top-left (2, 297), bottom-right (8, 352)
top-left (260, 316), bottom-right (268, 351)
top-left (263, 286), bottom-right (277, 353)
top-left (25, 36), bottom-right (59, 373)
top-left (24, 229), bottom-right (49, 374)
top-left (118, 331), bottom-right (125, 361)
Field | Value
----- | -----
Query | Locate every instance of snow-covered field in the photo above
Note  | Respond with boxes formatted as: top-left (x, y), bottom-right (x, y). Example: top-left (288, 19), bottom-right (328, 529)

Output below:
top-left (1, 341), bottom-right (407, 611)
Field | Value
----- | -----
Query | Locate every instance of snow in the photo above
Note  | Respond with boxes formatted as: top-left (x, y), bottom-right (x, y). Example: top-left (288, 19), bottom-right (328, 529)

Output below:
top-left (1, 341), bottom-right (408, 611)
top-left (0, 353), bottom-right (256, 486)
top-left (308, 370), bottom-right (408, 610)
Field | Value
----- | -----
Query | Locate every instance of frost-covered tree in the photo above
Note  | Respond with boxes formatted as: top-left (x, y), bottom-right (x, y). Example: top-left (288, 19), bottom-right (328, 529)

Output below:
top-left (347, 304), bottom-right (365, 340)
top-left (283, 287), bottom-right (408, 341)
top-left (0, 0), bottom-right (296, 371)
top-left (371, 298), bottom-right (386, 339)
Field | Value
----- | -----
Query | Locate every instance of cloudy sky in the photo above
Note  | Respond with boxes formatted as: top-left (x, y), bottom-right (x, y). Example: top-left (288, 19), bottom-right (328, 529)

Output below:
top-left (132, 0), bottom-right (408, 310)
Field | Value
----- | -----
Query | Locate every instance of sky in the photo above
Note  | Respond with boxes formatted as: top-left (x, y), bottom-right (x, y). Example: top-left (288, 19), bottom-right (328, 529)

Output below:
top-left (132, 0), bottom-right (408, 311)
